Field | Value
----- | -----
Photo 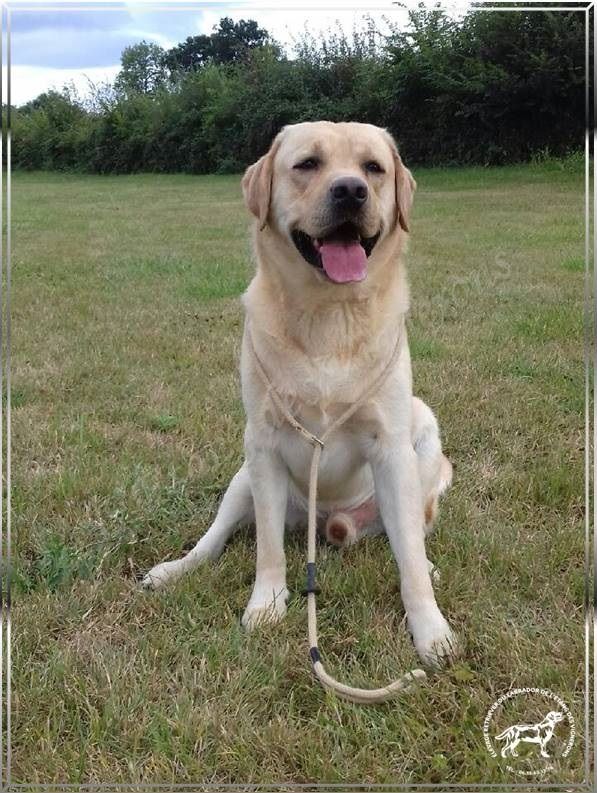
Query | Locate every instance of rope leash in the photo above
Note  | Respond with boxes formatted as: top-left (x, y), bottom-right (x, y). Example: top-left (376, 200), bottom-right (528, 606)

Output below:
top-left (248, 325), bottom-right (427, 704)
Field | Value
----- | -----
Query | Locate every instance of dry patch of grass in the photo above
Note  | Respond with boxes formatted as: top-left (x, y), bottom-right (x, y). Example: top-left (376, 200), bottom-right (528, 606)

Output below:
top-left (11, 163), bottom-right (587, 785)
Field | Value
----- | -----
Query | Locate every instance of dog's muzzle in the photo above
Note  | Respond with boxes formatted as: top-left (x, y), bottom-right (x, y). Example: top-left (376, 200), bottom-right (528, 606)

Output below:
top-left (291, 221), bottom-right (380, 284)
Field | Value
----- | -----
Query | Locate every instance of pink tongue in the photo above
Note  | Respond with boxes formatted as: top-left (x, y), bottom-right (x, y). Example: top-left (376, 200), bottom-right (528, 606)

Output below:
top-left (319, 241), bottom-right (367, 283)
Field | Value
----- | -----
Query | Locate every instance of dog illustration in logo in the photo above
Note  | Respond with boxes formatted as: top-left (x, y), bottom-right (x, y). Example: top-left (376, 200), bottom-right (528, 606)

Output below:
top-left (495, 710), bottom-right (565, 759)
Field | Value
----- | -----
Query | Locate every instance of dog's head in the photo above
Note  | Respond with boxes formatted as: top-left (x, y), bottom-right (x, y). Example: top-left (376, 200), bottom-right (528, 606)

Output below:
top-left (242, 121), bottom-right (415, 285)
top-left (546, 711), bottom-right (565, 725)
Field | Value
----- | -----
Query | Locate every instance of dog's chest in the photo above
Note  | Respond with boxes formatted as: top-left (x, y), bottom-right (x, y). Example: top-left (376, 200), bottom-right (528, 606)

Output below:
top-left (276, 402), bottom-right (374, 507)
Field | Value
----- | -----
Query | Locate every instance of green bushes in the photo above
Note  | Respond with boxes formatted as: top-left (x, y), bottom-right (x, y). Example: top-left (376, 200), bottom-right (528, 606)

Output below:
top-left (12, 7), bottom-right (585, 172)
top-left (13, 91), bottom-right (93, 170)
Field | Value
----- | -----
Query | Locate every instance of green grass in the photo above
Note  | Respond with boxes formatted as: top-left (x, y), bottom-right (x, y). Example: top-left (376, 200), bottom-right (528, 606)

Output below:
top-left (12, 162), bottom-right (587, 785)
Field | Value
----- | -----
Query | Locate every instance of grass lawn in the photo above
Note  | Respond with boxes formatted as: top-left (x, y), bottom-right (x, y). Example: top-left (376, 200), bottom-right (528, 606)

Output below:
top-left (11, 161), bottom-right (587, 786)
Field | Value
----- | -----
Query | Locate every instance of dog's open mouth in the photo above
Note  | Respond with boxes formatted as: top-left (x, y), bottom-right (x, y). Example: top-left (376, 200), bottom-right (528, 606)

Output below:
top-left (291, 222), bottom-right (380, 284)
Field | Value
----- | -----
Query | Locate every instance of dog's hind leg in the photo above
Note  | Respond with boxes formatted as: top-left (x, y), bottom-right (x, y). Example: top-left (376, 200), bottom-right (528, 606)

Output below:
top-left (411, 396), bottom-right (453, 537)
top-left (142, 463), bottom-right (253, 590)
top-left (411, 397), bottom-right (453, 584)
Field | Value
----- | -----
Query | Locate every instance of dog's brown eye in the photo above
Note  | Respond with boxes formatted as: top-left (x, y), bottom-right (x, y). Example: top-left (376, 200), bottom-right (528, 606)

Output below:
top-left (364, 161), bottom-right (384, 174)
top-left (294, 158), bottom-right (319, 170)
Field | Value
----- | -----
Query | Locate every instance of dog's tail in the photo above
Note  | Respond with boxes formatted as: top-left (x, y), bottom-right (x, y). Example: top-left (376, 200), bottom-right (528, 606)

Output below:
top-left (495, 727), bottom-right (513, 741)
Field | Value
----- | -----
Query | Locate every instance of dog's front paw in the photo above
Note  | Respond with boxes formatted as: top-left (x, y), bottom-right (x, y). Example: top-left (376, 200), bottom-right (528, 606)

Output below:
top-left (141, 559), bottom-right (185, 590)
top-left (409, 607), bottom-right (459, 668)
top-left (242, 583), bottom-right (289, 630)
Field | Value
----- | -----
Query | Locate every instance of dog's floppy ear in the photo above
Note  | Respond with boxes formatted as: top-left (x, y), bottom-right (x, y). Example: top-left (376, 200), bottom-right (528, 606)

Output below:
top-left (241, 132), bottom-right (283, 231)
top-left (383, 130), bottom-right (416, 233)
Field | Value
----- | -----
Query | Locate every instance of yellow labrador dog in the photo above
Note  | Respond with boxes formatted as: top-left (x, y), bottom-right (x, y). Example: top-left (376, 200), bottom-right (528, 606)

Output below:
top-left (144, 121), bottom-right (457, 666)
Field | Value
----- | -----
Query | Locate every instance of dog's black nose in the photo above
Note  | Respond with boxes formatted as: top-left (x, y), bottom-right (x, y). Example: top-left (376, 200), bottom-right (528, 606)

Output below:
top-left (330, 177), bottom-right (368, 211)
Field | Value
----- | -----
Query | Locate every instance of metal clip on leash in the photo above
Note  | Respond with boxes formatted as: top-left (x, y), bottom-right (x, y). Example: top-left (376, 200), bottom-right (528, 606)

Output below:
top-left (249, 326), bottom-right (426, 704)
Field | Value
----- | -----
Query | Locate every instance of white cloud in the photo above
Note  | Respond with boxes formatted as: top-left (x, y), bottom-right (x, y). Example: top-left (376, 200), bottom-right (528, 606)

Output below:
top-left (197, 7), bottom-right (407, 51)
top-left (197, 2), bottom-right (470, 54)
top-left (12, 64), bottom-right (120, 106)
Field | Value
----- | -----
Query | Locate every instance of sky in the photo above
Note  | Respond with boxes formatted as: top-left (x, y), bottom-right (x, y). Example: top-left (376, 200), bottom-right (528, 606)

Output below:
top-left (9, 1), bottom-right (470, 107)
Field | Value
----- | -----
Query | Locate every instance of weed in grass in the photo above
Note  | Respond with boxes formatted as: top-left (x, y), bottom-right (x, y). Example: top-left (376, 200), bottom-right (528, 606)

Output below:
top-left (562, 257), bottom-right (584, 272)
top-left (149, 414), bottom-right (180, 433)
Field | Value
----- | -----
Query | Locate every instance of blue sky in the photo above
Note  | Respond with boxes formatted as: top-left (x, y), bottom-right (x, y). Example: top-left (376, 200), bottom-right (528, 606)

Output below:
top-left (12, 8), bottom-right (207, 68)
top-left (11, 4), bottom-right (211, 104)
top-left (9, 1), bottom-right (468, 106)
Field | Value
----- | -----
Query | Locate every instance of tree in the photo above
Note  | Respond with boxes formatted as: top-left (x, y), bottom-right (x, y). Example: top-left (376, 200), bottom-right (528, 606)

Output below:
top-left (115, 41), bottom-right (168, 95)
top-left (165, 17), bottom-right (279, 73)
top-left (165, 33), bottom-right (212, 73)
top-left (211, 17), bottom-right (274, 63)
